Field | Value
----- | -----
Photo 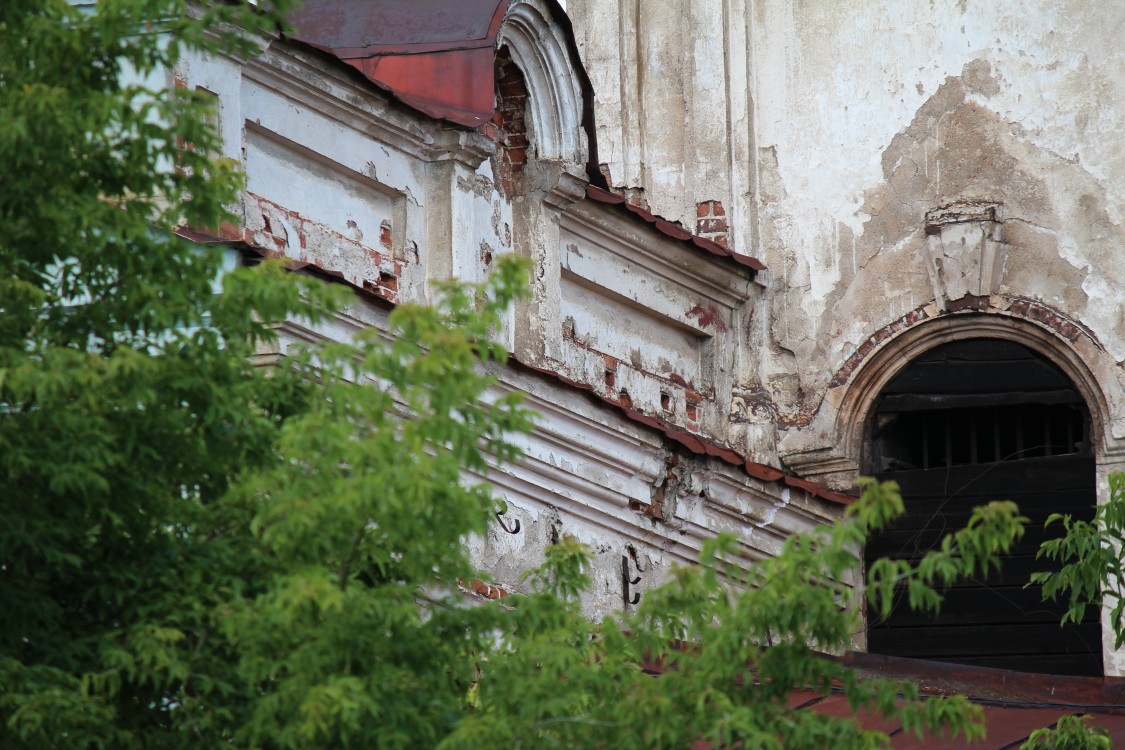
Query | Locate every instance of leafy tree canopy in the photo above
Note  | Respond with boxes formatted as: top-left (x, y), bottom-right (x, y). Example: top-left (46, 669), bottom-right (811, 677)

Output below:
top-left (0, 1), bottom-right (1112, 749)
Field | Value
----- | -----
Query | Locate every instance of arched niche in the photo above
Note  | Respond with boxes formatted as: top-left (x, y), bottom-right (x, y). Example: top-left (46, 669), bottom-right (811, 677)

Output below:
top-left (494, 0), bottom-right (591, 366)
top-left (497, 0), bottom-right (588, 173)
top-left (864, 337), bottom-right (1102, 676)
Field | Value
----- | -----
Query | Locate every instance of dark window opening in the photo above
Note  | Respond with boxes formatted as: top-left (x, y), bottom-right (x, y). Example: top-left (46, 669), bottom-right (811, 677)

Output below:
top-left (873, 403), bottom-right (1087, 471)
top-left (865, 338), bottom-right (1101, 676)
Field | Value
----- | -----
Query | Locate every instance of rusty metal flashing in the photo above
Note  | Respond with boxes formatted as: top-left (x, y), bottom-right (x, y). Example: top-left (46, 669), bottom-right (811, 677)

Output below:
top-left (585, 185), bottom-right (766, 273)
top-left (182, 224), bottom-right (826, 501)
top-left (834, 652), bottom-right (1125, 749)
top-left (511, 357), bottom-right (851, 506)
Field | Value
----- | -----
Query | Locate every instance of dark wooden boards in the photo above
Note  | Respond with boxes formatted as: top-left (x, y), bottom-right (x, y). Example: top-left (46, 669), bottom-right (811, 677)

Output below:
top-left (866, 454), bottom-right (1101, 676)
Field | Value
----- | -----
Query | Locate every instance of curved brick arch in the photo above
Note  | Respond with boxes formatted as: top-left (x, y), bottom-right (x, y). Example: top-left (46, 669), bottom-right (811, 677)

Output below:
top-left (831, 301), bottom-right (1111, 474)
top-left (781, 296), bottom-right (1125, 491)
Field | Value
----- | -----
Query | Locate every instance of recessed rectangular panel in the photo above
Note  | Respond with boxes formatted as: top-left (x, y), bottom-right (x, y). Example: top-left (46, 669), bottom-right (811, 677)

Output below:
top-left (561, 271), bottom-right (703, 384)
top-left (244, 126), bottom-right (400, 239)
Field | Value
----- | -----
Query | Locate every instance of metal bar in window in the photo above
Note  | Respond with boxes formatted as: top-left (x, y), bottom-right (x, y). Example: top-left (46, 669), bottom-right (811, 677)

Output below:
top-left (944, 413), bottom-right (952, 468)
top-left (993, 411), bottom-right (1001, 463)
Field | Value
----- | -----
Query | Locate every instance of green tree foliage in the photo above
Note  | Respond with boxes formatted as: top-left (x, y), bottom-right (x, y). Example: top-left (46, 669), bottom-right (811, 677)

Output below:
top-left (1034, 472), bottom-right (1125, 648)
top-left (0, 1), bottom-right (1068, 748)
top-left (1017, 473), bottom-right (1125, 750)
top-left (441, 482), bottom-right (1027, 750)
top-left (1023, 716), bottom-right (1112, 750)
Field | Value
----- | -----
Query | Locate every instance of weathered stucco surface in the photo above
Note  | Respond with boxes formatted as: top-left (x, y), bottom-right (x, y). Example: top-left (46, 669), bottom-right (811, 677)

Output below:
top-left (180, 0), bottom-right (1125, 673)
top-left (569, 0), bottom-right (1125, 669)
top-left (570, 2), bottom-right (1125, 443)
top-left (178, 2), bottom-right (850, 629)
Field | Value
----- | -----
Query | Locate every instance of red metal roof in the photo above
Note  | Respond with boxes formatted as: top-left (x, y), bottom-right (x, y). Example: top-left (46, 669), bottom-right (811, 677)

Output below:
top-left (286, 0), bottom-right (507, 126)
top-left (677, 652), bottom-right (1125, 750)
top-left (838, 652), bottom-right (1125, 749)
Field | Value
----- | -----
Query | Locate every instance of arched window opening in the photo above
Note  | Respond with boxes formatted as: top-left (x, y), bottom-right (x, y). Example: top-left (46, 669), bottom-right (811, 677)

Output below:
top-left (865, 338), bottom-right (1102, 676)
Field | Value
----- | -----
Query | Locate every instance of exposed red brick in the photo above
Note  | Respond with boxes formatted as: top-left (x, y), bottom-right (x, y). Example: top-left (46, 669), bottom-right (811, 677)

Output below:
top-left (586, 186), bottom-right (765, 271)
top-left (493, 46), bottom-right (529, 197)
top-left (460, 578), bottom-right (509, 601)
top-left (829, 295), bottom-right (1097, 391)
top-left (667, 372), bottom-right (695, 390)
top-left (476, 121), bottom-right (500, 142)
top-left (696, 200), bottom-right (730, 247)
top-left (828, 303), bottom-right (935, 388)
top-left (379, 219), bottom-right (392, 249)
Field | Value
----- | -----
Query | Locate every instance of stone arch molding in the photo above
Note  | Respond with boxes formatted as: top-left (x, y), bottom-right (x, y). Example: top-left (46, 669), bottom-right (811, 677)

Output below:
top-left (780, 307), bottom-right (1125, 489)
top-left (497, 0), bottom-right (587, 174)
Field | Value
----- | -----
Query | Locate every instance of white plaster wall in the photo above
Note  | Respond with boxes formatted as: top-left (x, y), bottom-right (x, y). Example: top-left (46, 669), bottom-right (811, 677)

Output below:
top-left (748, 3), bottom-right (1125, 308)
top-left (568, 0), bottom-right (1125, 672)
top-left (570, 0), bottom-right (1125, 423)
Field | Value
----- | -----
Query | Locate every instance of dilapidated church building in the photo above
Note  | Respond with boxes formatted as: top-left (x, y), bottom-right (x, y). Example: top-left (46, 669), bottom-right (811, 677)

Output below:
top-left (178, 0), bottom-right (1125, 693)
